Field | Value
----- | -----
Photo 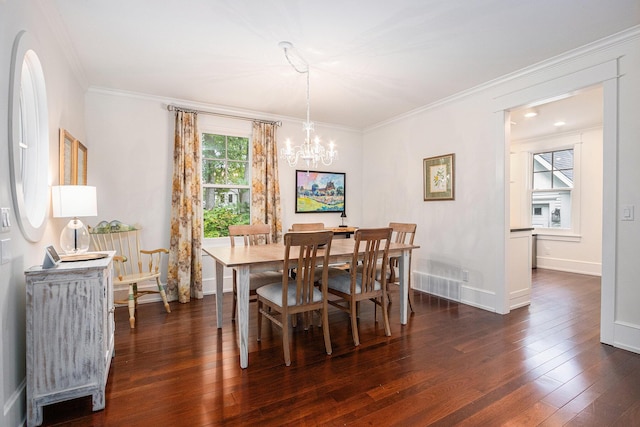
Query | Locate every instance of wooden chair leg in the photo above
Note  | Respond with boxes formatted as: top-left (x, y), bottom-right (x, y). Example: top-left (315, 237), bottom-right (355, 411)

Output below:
top-left (133, 283), bottom-right (138, 309)
top-left (156, 277), bottom-right (171, 313)
top-left (128, 284), bottom-right (136, 329)
top-left (303, 312), bottom-right (311, 331)
top-left (322, 306), bottom-right (332, 355)
top-left (381, 295), bottom-right (391, 337)
top-left (408, 284), bottom-right (414, 312)
top-left (257, 300), bottom-right (263, 341)
top-left (350, 299), bottom-right (360, 347)
top-left (231, 273), bottom-right (237, 321)
top-left (282, 309), bottom-right (291, 366)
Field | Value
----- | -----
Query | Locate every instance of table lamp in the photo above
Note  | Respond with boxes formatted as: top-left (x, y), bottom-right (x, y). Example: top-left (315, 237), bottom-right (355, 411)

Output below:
top-left (51, 185), bottom-right (97, 254)
top-left (339, 211), bottom-right (347, 227)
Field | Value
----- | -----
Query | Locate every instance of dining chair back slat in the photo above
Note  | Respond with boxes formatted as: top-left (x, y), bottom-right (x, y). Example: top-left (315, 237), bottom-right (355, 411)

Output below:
top-left (290, 222), bottom-right (325, 231)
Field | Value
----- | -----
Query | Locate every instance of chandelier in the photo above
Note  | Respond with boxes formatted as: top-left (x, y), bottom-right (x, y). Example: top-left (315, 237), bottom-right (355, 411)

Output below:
top-left (279, 41), bottom-right (337, 171)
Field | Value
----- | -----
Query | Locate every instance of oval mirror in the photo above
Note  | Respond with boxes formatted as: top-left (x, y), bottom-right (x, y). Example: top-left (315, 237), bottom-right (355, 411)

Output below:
top-left (8, 30), bottom-right (50, 242)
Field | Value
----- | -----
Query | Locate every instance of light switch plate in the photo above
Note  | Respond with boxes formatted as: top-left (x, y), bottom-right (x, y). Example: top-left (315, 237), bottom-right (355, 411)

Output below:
top-left (622, 205), bottom-right (635, 221)
top-left (1, 207), bottom-right (10, 232)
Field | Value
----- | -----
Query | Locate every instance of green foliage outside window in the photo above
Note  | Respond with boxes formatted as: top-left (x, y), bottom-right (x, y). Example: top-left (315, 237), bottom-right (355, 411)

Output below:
top-left (202, 133), bottom-right (250, 238)
top-left (202, 206), bottom-right (250, 238)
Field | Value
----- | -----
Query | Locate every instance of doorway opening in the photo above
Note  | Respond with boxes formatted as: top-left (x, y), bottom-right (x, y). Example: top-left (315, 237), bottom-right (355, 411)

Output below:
top-left (509, 85), bottom-right (603, 276)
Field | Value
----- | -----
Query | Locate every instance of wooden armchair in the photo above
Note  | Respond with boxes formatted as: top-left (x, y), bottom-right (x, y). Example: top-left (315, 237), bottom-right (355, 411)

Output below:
top-left (257, 231), bottom-right (334, 366)
top-left (326, 227), bottom-right (392, 346)
top-left (89, 220), bottom-right (171, 328)
top-left (228, 224), bottom-right (282, 321)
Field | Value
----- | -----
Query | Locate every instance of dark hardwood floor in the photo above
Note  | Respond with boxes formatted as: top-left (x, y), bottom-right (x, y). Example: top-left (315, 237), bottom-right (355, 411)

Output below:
top-left (40, 269), bottom-right (640, 426)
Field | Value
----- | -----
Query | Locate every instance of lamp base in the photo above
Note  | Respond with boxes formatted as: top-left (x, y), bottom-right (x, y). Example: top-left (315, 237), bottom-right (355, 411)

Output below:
top-left (338, 225), bottom-right (348, 228)
top-left (60, 218), bottom-right (91, 255)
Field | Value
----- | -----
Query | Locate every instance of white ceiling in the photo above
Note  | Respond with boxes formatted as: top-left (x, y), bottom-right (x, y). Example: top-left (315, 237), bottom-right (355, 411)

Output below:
top-left (50, 0), bottom-right (639, 130)
top-left (510, 85), bottom-right (603, 141)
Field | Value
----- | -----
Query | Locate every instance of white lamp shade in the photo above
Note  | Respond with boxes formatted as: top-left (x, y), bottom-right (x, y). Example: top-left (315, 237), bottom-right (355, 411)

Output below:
top-left (51, 185), bottom-right (97, 218)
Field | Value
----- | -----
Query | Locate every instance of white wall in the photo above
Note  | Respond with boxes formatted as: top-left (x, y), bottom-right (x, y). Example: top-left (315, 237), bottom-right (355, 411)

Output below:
top-left (85, 89), bottom-right (363, 296)
top-left (511, 128), bottom-right (603, 275)
top-left (363, 96), bottom-right (504, 311)
top-left (363, 30), bottom-right (640, 353)
top-left (0, 1), bottom-right (88, 425)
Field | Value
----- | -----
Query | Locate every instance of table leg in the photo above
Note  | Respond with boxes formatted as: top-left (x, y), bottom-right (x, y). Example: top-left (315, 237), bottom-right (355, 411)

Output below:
top-left (215, 261), bottom-right (224, 328)
top-left (236, 265), bottom-right (250, 368)
top-left (398, 249), bottom-right (409, 324)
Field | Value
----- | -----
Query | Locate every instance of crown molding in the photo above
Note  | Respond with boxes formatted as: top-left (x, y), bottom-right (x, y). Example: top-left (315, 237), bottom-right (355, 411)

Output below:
top-left (87, 86), bottom-right (362, 134)
top-left (365, 25), bottom-right (640, 134)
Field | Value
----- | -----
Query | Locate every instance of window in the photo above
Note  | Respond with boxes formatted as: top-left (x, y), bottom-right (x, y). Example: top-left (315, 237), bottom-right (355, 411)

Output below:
top-left (202, 133), bottom-right (251, 238)
top-left (531, 149), bottom-right (573, 229)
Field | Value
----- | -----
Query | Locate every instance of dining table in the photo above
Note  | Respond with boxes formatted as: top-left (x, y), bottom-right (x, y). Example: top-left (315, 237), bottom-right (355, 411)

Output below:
top-left (203, 236), bottom-right (419, 368)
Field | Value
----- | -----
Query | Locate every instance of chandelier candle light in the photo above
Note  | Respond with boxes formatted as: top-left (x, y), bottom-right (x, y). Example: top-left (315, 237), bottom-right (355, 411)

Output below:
top-left (279, 41), bottom-right (337, 171)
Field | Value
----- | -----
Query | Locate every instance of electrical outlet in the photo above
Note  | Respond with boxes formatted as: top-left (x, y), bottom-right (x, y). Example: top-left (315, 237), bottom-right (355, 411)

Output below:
top-left (621, 205), bottom-right (635, 221)
top-left (462, 270), bottom-right (469, 282)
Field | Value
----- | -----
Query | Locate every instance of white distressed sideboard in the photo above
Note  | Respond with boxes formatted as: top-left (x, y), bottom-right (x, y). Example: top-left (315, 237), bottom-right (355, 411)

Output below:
top-left (25, 251), bottom-right (115, 427)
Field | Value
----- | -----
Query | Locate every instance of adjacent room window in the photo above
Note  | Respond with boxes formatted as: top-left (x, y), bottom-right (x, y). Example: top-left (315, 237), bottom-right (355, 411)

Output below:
top-left (202, 133), bottom-right (251, 238)
top-left (531, 149), bottom-right (573, 229)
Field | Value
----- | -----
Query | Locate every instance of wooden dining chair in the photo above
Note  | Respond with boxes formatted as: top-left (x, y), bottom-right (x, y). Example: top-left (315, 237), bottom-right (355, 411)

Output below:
top-left (291, 222), bottom-right (349, 280)
top-left (228, 224), bottom-right (282, 321)
top-left (387, 222), bottom-right (417, 311)
top-left (89, 220), bottom-right (171, 328)
top-left (290, 222), bottom-right (325, 231)
top-left (326, 227), bottom-right (392, 346)
top-left (256, 231), bottom-right (334, 366)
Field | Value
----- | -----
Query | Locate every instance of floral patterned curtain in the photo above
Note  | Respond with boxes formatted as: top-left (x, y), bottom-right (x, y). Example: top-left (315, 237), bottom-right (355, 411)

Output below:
top-left (167, 110), bottom-right (203, 303)
top-left (251, 121), bottom-right (282, 243)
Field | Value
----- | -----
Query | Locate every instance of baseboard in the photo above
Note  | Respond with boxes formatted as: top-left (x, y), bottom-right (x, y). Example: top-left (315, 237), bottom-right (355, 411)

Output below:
top-left (3, 378), bottom-right (26, 427)
top-left (611, 321), bottom-right (640, 354)
top-left (460, 285), bottom-right (498, 312)
top-left (112, 277), bottom-right (232, 305)
top-left (414, 272), bottom-right (497, 313)
top-left (202, 276), bottom-right (232, 295)
top-left (536, 256), bottom-right (601, 276)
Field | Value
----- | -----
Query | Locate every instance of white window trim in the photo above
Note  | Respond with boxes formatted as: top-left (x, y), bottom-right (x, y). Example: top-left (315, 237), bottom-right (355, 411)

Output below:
top-left (528, 139), bottom-right (582, 240)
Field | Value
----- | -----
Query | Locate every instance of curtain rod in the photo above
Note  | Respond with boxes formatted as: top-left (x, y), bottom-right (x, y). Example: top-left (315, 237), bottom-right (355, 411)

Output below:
top-left (166, 104), bottom-right (281, 126)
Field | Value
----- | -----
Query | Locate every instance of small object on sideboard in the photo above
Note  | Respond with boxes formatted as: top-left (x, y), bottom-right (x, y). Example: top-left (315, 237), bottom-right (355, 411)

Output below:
top-left (42, 245), bottom-right (61, 269)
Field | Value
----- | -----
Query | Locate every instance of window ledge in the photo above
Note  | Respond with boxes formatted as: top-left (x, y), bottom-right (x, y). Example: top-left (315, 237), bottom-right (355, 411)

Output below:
top-left (535, 232), bottom-right (582, 243)
top-left (202, 237), bottom-right (230, 248)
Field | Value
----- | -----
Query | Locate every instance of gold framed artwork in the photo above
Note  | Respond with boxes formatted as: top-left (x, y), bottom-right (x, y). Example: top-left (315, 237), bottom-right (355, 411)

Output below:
top-left (59, 129), bottom-right (87, 185)
top-left (423, 153), bottom-right (455, 201)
